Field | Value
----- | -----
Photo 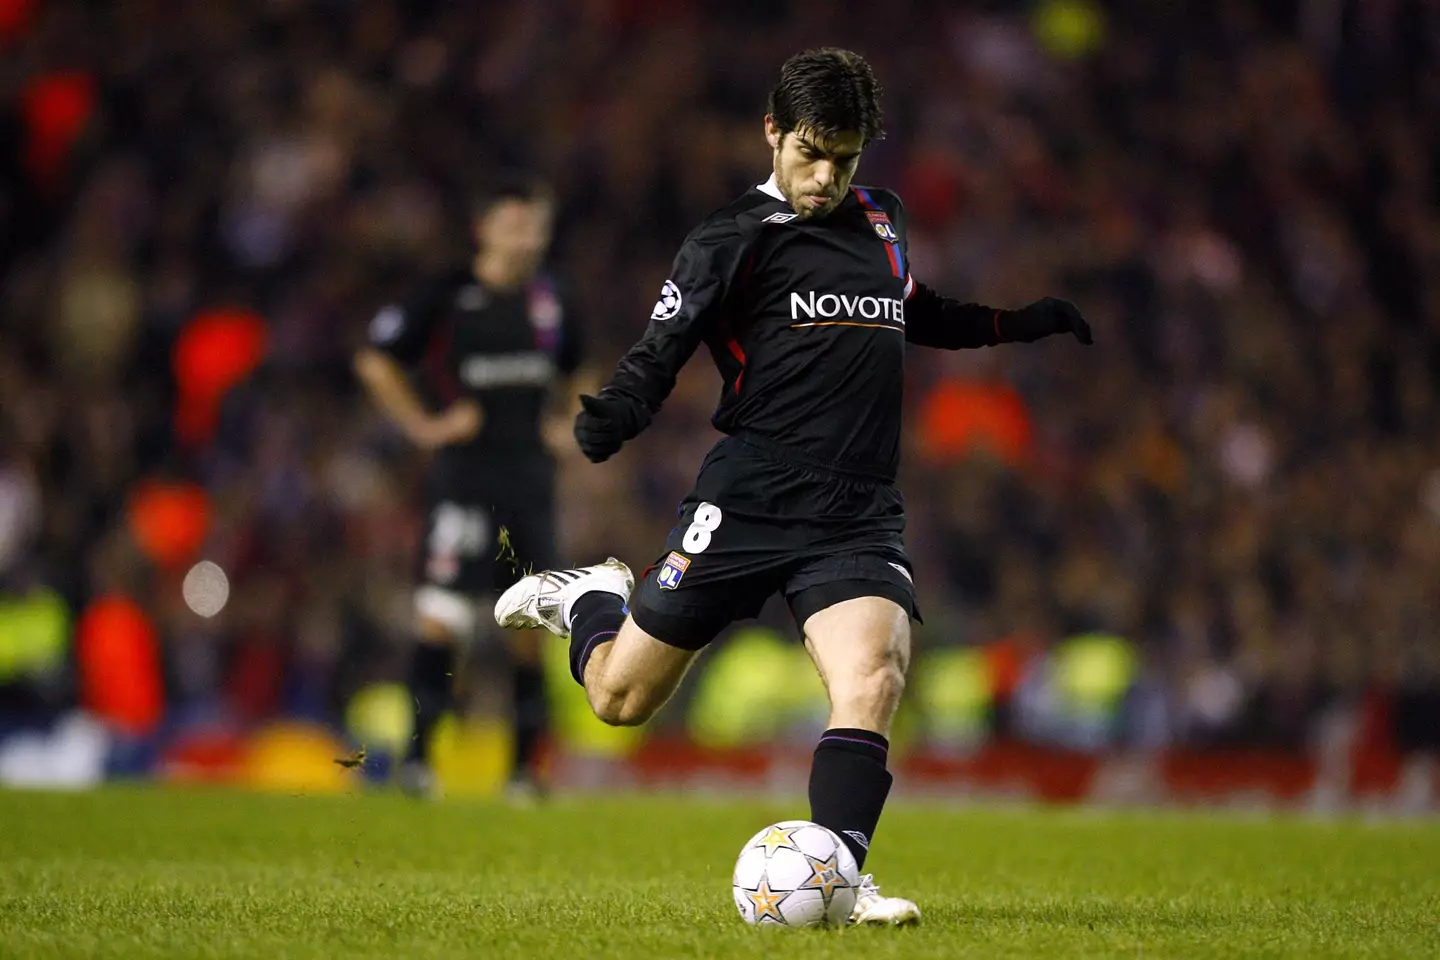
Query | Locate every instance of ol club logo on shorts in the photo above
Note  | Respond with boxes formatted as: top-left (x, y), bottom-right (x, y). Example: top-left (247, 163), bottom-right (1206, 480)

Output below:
top-left (657, 551), bottom-right (691, 590)
top-left (866, 210), bottom-right (898, 243)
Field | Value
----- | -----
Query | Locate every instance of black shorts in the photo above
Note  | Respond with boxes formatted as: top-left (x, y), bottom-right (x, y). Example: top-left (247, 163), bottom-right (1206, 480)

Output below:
top-left (630, 436), bottom-right (919, 651)
top-left (416, 455), bottom-right (557, 632)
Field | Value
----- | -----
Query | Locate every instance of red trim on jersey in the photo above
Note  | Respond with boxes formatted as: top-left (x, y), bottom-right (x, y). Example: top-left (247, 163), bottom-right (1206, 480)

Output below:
top-left (713, 312), bottom-right (747, 395)
top-left (852, 187), bottom-right (905, 280)
top-left (727, 337), bottom-right (747, 392)
top-left (883, 242), bottom-right (903, 279)
top-left (718, 255), bottom-right (755, 395)
top-left (738, 251), bottom-right (757, 288)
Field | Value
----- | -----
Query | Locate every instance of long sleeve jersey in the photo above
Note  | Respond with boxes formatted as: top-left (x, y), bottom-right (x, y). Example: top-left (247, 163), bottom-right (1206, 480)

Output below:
top-left (604, 175), bottom-right (1013, 482)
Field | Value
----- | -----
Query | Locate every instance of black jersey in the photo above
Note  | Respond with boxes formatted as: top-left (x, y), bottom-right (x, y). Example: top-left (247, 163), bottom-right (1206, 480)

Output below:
top-left (604, 176), bottom-right (1012, 482)
top-left (369, 268), bottom-right (583, 465)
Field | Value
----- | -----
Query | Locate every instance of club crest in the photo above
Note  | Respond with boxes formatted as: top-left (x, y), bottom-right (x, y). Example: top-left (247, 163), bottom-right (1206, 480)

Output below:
top-left (866, 210), bottom-right (898, 243)
top-left (657, 551), bottom-right (691, 590)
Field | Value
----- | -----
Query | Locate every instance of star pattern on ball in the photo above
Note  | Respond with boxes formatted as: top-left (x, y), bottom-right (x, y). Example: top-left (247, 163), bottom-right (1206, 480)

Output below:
top-left (799, 852), bottom-right (849, 898)
top-left (744, 879), bottom-right (788, 924)
top-left (754, 825), bottom-right (799, 857)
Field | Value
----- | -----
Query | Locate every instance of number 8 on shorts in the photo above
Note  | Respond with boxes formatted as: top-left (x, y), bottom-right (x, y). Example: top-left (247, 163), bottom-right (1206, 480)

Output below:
top-left (682, 502), bottom-right (724, 553)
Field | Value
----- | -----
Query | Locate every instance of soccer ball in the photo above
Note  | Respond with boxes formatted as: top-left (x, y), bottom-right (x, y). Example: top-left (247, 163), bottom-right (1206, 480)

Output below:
top-left (732, 820), bottom-right (859, 927)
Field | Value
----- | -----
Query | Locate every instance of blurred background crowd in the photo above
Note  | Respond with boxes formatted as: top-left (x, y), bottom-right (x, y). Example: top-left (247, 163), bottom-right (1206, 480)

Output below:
top-left (2, 0), bottom-right (1438, 789)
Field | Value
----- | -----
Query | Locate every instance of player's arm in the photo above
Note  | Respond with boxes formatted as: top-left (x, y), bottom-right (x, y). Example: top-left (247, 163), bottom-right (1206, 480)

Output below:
top-left (574, 221), bottom-right (747, 463)
top-left (903, 283), bottom-right (1092, 350)
top-left (884, 190), bottom-right (1091, 350)
top-left (354, 348), bottom-right (481, 450)
top-left (354, 282), bottom-right (481, 451)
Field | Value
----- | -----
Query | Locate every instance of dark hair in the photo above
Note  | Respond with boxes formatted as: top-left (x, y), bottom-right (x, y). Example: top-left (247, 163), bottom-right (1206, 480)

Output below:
top-left (767, 48), bottom-right (884, 146)
top-left (470, 173), bottom-right (554, 218)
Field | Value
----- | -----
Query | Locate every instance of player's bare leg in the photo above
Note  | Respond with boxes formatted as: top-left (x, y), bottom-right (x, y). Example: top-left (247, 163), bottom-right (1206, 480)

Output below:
top-left (580, 617), bottom-right (696, 726)
top-left (802, 595), bottom-right (921, 926)
top-left (494, 560), bottom-right (695, 727)
top-left (804, 596), bottom-right (910, 733)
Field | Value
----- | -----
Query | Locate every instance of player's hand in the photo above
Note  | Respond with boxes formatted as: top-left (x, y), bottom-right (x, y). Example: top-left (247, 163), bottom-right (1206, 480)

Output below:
top-left (573, 394), bottom-right (632, 463)
top-left (1018, 297), bottom-right (1092, 345)
top-left (414, 399), bottom-right (483, 450)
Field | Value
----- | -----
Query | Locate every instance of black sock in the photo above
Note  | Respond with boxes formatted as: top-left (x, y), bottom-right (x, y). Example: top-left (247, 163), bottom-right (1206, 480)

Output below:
top-left (406, 641), bottom-right (456, 763)
top-left (808, 728), bottom-right (892, 870)
top-left (511, 660), bottom-right (547, 778)
top-left (568, 591), bottom-right (626, 684)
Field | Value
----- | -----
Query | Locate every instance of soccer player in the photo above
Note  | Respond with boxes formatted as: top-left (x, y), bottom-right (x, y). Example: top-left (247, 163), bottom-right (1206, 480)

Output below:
top-left (356, 176), bottom-right (587, 800)
top-left (496, 50), bottom-right (1091, 922)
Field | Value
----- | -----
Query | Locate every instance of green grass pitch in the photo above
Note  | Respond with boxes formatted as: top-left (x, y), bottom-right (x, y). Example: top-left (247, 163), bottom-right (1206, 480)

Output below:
top-left (1, 787), bottom-right (1435, 958)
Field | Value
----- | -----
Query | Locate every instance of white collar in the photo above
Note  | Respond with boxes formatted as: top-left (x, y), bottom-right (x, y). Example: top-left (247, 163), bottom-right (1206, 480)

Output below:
top-left (757, 173), bottom-right (786, 202)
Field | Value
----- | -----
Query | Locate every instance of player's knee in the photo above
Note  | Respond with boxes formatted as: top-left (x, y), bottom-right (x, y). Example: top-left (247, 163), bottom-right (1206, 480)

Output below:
top-left (588, 682), bottom-right (658, 727)
top-left (839, 646), bottom-right (907, 714)
top-left (865, 656), bottom-right (907, 709)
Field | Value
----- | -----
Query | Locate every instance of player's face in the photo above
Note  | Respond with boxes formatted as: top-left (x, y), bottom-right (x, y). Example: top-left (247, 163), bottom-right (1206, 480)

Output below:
top-left (765, 118), bottom-right (864, 220)
top-left (475, 198), bottom-right (554, 283)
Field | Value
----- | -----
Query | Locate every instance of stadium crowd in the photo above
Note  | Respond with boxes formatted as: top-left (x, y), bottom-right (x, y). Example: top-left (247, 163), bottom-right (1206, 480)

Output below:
top-left (1, 0), bottom-right (1437, 768)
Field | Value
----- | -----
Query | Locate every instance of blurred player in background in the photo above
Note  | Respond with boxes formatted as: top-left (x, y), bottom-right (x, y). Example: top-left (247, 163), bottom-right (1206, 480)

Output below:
top-left (496, 49), bottom-right (1090, 922)
top-left (355, 176), bottom-right (587, 800)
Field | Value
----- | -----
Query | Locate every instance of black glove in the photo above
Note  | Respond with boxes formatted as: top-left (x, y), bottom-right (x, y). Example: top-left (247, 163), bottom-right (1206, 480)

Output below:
top-left (573, 393), bottom-right (648, 463)
top-left (1002, 297), bottom-right (1093, 345)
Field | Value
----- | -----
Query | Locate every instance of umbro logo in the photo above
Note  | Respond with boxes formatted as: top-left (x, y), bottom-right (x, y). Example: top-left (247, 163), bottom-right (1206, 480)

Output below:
top-left (761, 212), bottom-right (798, 224)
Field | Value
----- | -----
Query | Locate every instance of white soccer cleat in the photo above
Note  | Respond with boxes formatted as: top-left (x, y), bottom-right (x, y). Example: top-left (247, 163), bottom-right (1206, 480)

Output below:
top-left (493, 558), bottom-right (633, 638)
top-left (849, 874), bottom-right (921, 926)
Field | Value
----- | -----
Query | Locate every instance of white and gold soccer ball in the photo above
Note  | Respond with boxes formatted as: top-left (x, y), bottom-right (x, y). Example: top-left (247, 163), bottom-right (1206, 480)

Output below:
top-left (732, 820), bottom-right (859, 927)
